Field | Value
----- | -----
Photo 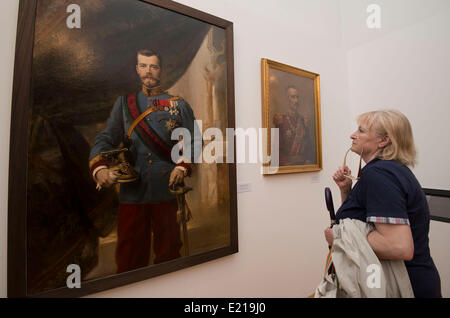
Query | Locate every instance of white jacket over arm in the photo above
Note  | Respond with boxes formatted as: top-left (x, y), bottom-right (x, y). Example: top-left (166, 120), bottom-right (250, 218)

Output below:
top-left (315, 219), bottom-right (414, 298)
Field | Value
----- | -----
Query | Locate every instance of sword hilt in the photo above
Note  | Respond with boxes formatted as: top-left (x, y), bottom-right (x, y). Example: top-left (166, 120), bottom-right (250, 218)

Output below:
top-left (169, 184), bottom-right (192, 196)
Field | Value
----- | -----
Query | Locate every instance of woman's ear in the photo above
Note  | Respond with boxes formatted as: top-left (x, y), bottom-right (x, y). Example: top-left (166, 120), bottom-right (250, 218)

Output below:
top-left (378, 135), bottom-right (391, 148)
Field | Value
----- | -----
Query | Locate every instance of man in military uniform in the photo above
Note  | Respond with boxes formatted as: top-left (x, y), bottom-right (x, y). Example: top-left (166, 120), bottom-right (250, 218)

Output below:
top-left (89, 49), bottom-right (200, 273)
top-left (273, 86), bottom-right (315, 166)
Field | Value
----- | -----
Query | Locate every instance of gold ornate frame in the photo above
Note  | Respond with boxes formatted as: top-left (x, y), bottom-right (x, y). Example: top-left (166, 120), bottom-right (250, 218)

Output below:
top-left (261, 58), bottom-right (322, 175)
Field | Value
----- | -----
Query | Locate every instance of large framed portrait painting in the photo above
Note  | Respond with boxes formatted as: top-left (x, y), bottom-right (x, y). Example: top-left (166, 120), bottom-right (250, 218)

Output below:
top-left (261, 58), bottom-right (322, 175)
top-left (8, 0), bottom-right (237, 297)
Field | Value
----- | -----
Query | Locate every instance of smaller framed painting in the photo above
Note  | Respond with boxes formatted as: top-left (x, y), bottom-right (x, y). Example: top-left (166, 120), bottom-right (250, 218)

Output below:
top-left (261, 58), bottom-right (322, 175)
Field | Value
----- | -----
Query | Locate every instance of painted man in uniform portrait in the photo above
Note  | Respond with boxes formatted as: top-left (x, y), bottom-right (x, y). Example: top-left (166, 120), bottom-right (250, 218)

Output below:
top-left (273, 85), bottom-right (315, 166)
top-left (89, 49), bottom-right (200, 273)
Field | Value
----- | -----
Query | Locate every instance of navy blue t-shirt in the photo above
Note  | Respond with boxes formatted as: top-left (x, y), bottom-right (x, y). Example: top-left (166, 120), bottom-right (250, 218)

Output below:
top-left (336, 158), bottom-right (441, 298)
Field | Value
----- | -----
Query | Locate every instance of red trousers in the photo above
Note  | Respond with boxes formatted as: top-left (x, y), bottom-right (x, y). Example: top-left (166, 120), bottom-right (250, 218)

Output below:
top-left (115, 200), bottom-right (182, 273)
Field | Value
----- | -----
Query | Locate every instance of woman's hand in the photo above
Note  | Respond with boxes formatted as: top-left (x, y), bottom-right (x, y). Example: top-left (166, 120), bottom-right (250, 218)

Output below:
top-left (333, 166), bottom-right (353, 203)
top-left (324, 227), bottom-right (334, 246)
top-left (333, 165), bottom-right (353, 191)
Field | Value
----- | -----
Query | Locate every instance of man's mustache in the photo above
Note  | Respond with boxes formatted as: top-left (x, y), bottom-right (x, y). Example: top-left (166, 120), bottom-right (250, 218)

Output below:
top-left (141, 73), bottom-right (160, 79)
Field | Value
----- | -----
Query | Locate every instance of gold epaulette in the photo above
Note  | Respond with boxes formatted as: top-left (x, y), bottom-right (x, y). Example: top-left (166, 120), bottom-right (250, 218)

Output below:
top-left (168, 95), bottom-right (184, 102)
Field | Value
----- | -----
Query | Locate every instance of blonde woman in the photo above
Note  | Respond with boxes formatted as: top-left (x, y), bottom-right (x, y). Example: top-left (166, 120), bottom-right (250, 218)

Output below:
top-left (325, 110), bottom-right (441, 298)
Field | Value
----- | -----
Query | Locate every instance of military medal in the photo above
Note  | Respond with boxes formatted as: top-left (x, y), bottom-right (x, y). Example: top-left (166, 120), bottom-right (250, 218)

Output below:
top-left (169, 107), bottom-right (179, 116)
top-left (165, 118), bottom-right (178, 132)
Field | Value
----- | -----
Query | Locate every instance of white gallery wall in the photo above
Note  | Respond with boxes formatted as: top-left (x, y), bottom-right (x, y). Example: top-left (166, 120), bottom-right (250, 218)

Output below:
top-left (0, 0), bottom-right (448, 298)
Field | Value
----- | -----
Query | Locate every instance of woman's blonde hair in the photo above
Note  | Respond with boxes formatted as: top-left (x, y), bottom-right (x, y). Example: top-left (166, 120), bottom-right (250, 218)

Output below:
top-left (357, 109), bottom-right (417, 166)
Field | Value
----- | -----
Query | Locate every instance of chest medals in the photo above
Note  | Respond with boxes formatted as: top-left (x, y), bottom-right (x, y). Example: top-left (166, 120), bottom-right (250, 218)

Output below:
top-left (146, 97), bottom-right (181, 132)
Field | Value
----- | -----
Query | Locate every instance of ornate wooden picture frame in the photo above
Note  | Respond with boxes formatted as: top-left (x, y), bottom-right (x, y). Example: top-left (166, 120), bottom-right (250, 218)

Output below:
top-left (261, 58), bottom-right (322, 175)
top-left (8, 0), bottom-right (237, 297)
